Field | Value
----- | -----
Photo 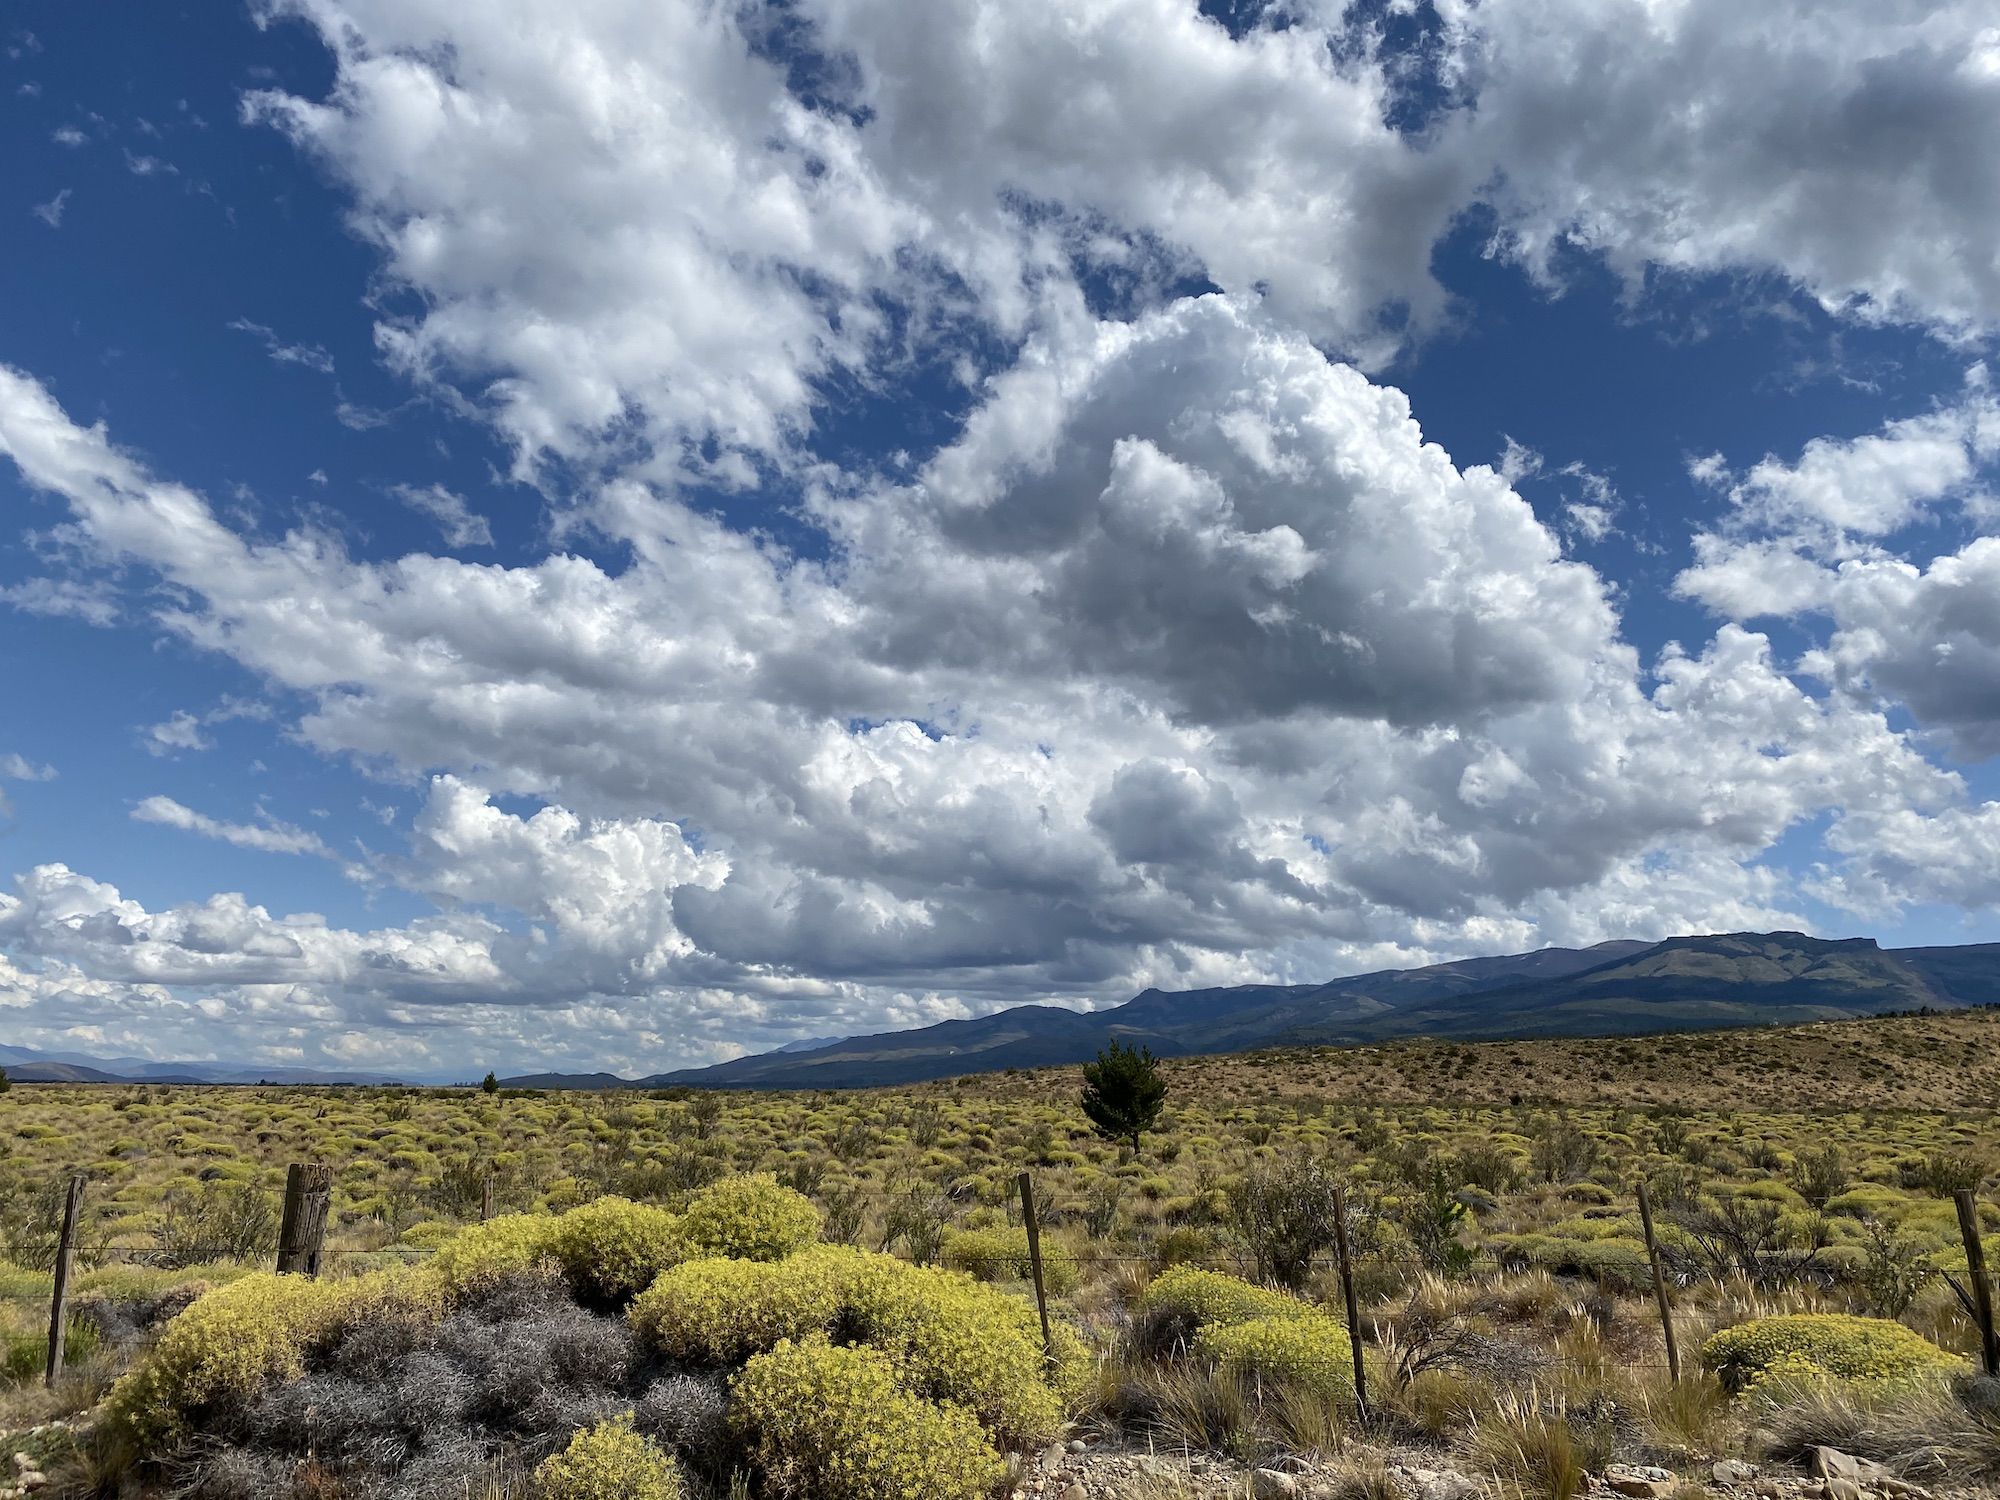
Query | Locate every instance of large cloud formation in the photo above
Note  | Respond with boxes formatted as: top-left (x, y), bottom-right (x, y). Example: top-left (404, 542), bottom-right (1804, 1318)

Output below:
top-left (4, 0), bottom-right (2000, 1070)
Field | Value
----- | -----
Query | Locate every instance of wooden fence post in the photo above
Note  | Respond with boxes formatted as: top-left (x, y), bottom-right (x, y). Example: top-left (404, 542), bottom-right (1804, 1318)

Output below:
top-left (480, 1173), bottom-right (496, 1223)
top-left (276, 1163), bottom-right (334, 1277)
top-left (1016, 1171), bottom-right (1054, 1363)
top-left (1331, 1182), bottom-right (1369, 1423)
top-left (45, 1173), bottom-right (85, 1387)
top-left (1635, 1180), bottom-right (1681, 1383)
top-left (1954, 1190), bottom-right (1999, 1377)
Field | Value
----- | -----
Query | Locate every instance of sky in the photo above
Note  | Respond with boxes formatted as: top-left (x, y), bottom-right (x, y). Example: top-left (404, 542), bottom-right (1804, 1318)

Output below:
top-left (2, 0), bottom-right (1999, 1080)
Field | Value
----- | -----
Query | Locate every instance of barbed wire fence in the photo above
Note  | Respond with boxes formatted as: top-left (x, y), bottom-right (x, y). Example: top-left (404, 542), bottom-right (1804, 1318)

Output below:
top-left (6, 1162), bottom-right (1997, 1404)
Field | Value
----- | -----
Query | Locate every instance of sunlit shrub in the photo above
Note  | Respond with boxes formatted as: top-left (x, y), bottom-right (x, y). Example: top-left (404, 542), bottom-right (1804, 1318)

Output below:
top-left (425, 1212), bottom-right (559, 1301)
top-left (630, 1248), bottom-right (854, 1365)
top-left (550, 1197), bottom-right (686, 1304)
top-left (839, 1254), bottom-right (1083, 1445)
top-left (1195, 1313), bottom-right (1353, 1401)
top-left (1141, 1265), bottom-right (1322, 1337)
top-left (732, 1338), bottom-right (1004, 1500)
top-left (532, 1413), bottom-right (684, 1500)
top-left (677, 1174), bottom-right (821, 1261)
top-left (941, 1226), bottom-right (1080, 1293)
top-left (104, 1269), bottom-right (440, 1449)
top-left (629, 1243), bottom-right (1078, 1447)
top-left (1702, 1313), bottom-right (1964, 1394)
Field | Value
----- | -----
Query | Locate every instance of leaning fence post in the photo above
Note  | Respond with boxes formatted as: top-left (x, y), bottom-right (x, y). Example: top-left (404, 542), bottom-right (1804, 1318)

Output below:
top-left (1954, 1190), bottom-right (1999, 1377)
top-left (480, 1173), bottom-right (496, 1223)
top-left (1635, 1180), bottom-right (1681, 1383)
top-left (45, 1172), bottom-right (85, 1387)
top-left (1016, 1170), bottom-right (1055, 1363)
top-left (1331, 1182), bottom-right (1369, 1422)
top-left (276, 1163), bottom-right (334, 1277)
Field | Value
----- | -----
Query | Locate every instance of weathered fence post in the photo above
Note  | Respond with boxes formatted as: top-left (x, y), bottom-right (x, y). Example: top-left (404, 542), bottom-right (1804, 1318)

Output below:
top-left (45, 1172), bottom-right (85, 1387)
top-left (1954, 1190), bottom-right (1999, 1377)
top-left (480, 1172), bottom-right (496, 1223)
top-left (1016, 1171), bottom-right (1054, 1363)
top-left (276, 1163), bottom-right (334, 1277)
top-left (1331, 1182), bottom-right (1369, 1422)
top-left (1635, 1180), bottom-right (1681, 1383)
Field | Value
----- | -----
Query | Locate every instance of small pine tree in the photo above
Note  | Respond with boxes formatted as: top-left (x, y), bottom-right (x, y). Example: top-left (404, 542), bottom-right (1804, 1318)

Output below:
top-left (0, 1066), bottom-right (10, 1094)
top-left (1080, 1039), bottom-right (1166, 1153)
top-left (481, 1071), bottom-right (499, 1095)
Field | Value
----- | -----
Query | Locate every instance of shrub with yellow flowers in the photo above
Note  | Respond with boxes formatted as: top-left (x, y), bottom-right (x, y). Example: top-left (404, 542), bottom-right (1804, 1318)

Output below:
top-left (1701, 1313), bottom-right (1964, 1394)
top-left (549, 1196), bottom-right (687, 1305)
top-left (1195, 1314), bottom-right (1353, 1400)
top-left (731, 1338), bottom-right (1005, 1500)
top-left (675, 1173), bottom-right (822, 1262)
top-left (532, 1414), bottom-right (684, 1500)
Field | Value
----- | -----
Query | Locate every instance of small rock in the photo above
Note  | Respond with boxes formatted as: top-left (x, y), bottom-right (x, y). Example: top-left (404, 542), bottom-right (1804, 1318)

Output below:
top-left (1607, 1482), bottom-right (1673, 1499)
top-left (1809, 1449), bottom-right (1889, 1484)
top-left (1821, 1481), bottom-right (1864, 1500)
top-left (1068, 1438), bottom-right (1088, 1453)
top-left (17, 1476), bottom-right (44, 1495)
top-left (1252, 1470), bottom-right (1302, 1500)
top-left (1713, 1459), bottom-right (1758, 1485)
top-left (1059, 1486), bottom-right (1086, 1500)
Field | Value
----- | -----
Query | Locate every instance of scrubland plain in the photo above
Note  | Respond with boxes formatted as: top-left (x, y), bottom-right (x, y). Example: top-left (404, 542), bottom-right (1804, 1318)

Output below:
top-left (0, 1008), bottom-right (1995, 1498)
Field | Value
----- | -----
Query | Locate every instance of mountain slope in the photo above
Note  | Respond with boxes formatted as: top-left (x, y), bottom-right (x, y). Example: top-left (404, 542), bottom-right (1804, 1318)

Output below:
top-left (1345, 932), bottom-right (1991, 1043)
top-left (639, 931), bottom-right (1998, 1091)
top-left (640, 939), bottom-right (1654, 1090)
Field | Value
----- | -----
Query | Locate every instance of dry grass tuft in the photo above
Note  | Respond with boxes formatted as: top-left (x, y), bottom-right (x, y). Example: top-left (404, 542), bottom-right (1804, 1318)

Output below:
top-left (1754, 1373), bottom-right (2000, 1480)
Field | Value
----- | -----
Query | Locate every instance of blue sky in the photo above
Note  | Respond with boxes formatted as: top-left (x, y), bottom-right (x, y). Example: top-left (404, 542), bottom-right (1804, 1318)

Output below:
top-left (3, 0), bottom-right (1999, 1076)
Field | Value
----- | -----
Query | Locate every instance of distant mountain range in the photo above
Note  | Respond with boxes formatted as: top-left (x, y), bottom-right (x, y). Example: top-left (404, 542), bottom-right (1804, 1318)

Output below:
top-left (9, 931), bottom-right (1997, 1092)
top-left (0, 1043), bottom-right (419, 1086)
top-left (504, 930), bottom-right (2000, 1091)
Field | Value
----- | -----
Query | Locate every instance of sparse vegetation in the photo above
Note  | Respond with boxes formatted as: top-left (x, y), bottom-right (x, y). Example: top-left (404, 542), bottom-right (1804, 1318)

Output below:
top-left (1, 1007), bottom-right (1997, 1497)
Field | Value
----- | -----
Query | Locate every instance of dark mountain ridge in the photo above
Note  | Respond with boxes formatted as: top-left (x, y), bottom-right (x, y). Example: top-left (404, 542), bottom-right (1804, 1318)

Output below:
top-left (590, 929), bottom-right (2000, 1092)
top-left (12, 931), bottom-right (1995, 1092)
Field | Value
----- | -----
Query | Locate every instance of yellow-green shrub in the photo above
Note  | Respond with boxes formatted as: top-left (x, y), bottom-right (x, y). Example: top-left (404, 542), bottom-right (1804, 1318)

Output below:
top-left (425, 1212), bottom-right (558, 1301)
top-left (1196, 1314), bottom-right (1353, 1400)
top-left (839, 1254), bottom-right (1085, 1446)
top-left (1141, 1265), bottom-right (1323, 1330)
top-left (628, 1244), bottom-right (1079, 1447)
top-left (677, 1174), bottom-right (821, 1261)
top-left (550, 1197), bottom-right (685, 1304)
top-left (630, 1248), bottom-right (855, 1365)
top-left (940, 1227), bottom-right (1080, 1294)
top-left (104, 1270), bottom-right (441, 1448)
top-left (732, 1338), bottom-right (1004, 1500)
top-left (532, 1414), bottom-right (683, 1500)
top-left (1701, 1314), bottom-right (1964, 1394)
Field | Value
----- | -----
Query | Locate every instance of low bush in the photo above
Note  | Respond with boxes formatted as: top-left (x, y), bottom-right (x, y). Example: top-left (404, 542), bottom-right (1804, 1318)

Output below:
top-left (1195, 1313), bottom-right (1353, 1401)
top-left (1135, 1265), bottom-right (1324, 1355)
top-left (1702, 1313), bottom-right (1964, 1394)
top-left (104, 1270), bottom-right (443, 1449)
top-left (533, 1413), bottom-right (683, 1500)
top-left (676, 1174), bottom-right (821, 1262)
top-left (629, 1248), bottom-right (854, 1366)
top-left (549, 1197), bottom-right (686, 1305)
top-left (731, 1338), bottom-right (1005, 1500)
top-left (424, 1212), bottom-right (559, 1302)
top-left (631, 1243), bottom-right (1081, 1447)
top-left (840, 1254), bottom-right (1084, 1445)
top-left (941, 1226), bottom-right (1081, 1293)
